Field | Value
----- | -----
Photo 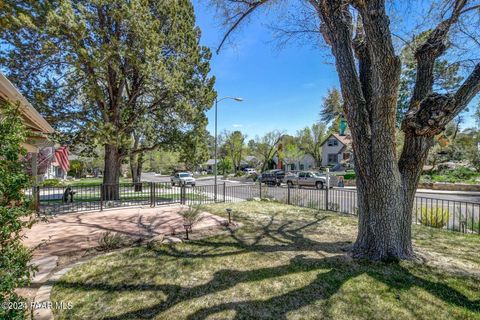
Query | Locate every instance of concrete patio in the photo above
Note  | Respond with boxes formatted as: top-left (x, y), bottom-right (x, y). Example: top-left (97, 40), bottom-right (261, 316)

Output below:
top-left (24, 205), bottom-right (227, 259)
top-left (19, 205), bottom-right (229, 320)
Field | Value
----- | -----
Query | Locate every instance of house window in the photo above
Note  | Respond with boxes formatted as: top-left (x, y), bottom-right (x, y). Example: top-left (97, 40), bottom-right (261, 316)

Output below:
top-left (299, 164), bottom-right (304, 170)
top-left (343, 153), bottom-right (350, 160)
top-left (290, 164), bottom-right (296, 170)
top-left (328, 153), bottom-right (337, 163)
top-left (327, 139), bottom-right (338, 147)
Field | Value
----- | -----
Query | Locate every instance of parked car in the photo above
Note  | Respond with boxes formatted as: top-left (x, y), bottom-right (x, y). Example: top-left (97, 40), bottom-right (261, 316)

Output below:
top-left (171, 172), bottom-right (196, 187)
top-left (243, 168), bottom-right (257, 175)
top-left (260, 169), bottom-right (285, 186)
top-left (285, 171), bottom-right (336, 189)
top-left (315, 172), bottom-right (339, 187)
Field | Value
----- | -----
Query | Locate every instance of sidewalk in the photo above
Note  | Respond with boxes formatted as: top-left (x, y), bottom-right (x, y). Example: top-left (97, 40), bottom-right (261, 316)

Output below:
top-left (339, 186), bottom-right (480, 196)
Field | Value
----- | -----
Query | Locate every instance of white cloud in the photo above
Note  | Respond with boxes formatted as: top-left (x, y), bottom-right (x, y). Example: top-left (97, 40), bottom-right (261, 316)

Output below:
top-left (232, 124), bottom-right (243, 128)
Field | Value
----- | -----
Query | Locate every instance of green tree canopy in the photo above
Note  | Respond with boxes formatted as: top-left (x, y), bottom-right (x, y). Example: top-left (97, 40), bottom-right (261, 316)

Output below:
top-left (250, 130), bottom-right (284, 172)
top-left (319, 87), bottom-right (343, 132)
top-left (223, 130), bottom-right (246, 173)
top-left (296, 122), bottom-right (327, 167)
top-left (0, 0), bottom-right (216, 189)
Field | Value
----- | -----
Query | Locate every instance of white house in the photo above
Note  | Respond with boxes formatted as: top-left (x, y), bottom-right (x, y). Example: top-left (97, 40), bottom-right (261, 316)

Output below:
top-left (273, 153), bottom-right (316, 172)
top-left (285, 154), bottom-right (316, 171)
top-left (320, 133), bottom-right (353, 167)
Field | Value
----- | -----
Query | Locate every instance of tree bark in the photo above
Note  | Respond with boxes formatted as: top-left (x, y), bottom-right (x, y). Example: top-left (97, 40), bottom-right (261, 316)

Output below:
top-left (130, 152), bottom-right (143, 192)
top-left (352, 168), bottom-right (413, 260)
top-left (103, 144), bottom-right (121, 200)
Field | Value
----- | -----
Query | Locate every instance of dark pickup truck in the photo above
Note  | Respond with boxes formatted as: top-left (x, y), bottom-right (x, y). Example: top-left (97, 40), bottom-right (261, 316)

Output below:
top-left (259, 169), bottom-right (285, 186)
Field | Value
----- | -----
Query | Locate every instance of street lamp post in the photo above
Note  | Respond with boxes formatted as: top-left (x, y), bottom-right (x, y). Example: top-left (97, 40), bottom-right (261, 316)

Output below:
top-left (214, 96), bottom-right (243, 201)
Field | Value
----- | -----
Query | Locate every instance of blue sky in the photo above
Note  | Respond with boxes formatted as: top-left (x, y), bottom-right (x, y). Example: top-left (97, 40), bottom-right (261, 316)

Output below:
top-left (193, 1), bottom-right (479, 139)
top-left (193, 2), bottom-right (340, 139)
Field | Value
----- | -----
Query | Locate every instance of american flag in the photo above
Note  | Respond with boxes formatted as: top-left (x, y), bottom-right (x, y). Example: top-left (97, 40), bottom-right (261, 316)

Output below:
top-left (55, 145), bottom-right (70, 174)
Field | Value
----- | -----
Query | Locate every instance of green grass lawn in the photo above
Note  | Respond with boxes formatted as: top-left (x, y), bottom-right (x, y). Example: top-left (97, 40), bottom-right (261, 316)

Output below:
top-left (40, 192), bottom-right (206, 204)
top-left (51, 202), bottom-right (480, 319)
top-left (64, 177), bottom-right (132, 186)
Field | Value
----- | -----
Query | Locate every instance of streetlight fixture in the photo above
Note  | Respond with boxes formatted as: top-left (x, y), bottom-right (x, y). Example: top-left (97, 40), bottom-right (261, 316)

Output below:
top-left (214, 96), bottom-right (243, 201)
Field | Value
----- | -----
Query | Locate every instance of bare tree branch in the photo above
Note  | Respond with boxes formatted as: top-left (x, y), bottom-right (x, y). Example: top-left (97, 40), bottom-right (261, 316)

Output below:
top-left (409, 0), bottom-right (468, 108)
top-left (215, 0), bottom-right (271, 54)
top-left (403, 63), bottom-right (480, 137)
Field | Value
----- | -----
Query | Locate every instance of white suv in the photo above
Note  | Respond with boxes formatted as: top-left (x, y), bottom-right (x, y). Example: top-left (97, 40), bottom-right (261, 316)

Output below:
top-left (244, 168), bottom-right (257, 175)
top-left (171, 172), bottom-right (196, 187)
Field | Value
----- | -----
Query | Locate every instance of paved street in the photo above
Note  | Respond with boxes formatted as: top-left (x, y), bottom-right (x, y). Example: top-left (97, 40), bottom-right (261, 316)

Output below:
top-left (140, 172), bottom-right (480, 233)
top-left (142, 172), bottom-right (251, 187)
top-left (142, 172), bottom-right (480, 203)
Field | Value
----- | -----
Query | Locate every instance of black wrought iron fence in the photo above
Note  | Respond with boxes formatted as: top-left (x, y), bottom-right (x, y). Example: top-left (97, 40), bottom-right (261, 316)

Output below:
top-left (33, 182), bottom-right (479, 234)
top-left (413, 196), bottom-right (480, 234)
top-left (34, 182), bottom-right (179, 214)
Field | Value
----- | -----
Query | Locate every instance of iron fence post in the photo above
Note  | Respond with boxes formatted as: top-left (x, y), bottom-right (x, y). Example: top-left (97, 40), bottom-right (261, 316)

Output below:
top-left (150, 182), bottom-right (154, 207)
top-left (259, 181), bottom-right (262, 199)
top-left (34, 186), bottom-right (40, 213)
top-left (153, 182), bottom-right (156, 207)
top-left (181, 184), bottom-right (186, 205)
top-left (100, 184), bottom-right (104, 211)
top-left (325, 186), bottom-right (329, 211)
top-left (223, 182), bottom-right (226, 202)
top-left (287, 184), bottom-right (291, 205)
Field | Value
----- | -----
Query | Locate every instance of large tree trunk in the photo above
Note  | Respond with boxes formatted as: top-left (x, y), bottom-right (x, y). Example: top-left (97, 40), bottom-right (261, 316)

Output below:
top-left (352, 170), bottom-right (413, 260)
top-left (103, 144), bottom-right (121, 200)
top-left (130, 152), bottom-right (143, 192)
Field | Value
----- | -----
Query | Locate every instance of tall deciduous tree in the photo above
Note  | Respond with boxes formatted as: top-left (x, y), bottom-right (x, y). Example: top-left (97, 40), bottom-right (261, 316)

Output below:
top-left (223, 130), bottom-right (246, 173)
top-left (296, 122), bottom-right (327, 167)
top-left (214, 0), bottom-right (480, 260)
top-left (0, 0), bottom-right (215, 197)
top-left (251, 130), bottom-right (284, 172)
top-left (279, 142), bottom-right (304, 169)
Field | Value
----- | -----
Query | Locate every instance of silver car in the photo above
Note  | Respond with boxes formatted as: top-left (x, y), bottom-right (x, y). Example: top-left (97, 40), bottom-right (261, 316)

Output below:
top-left (171, 172), bottom-right (196, 187)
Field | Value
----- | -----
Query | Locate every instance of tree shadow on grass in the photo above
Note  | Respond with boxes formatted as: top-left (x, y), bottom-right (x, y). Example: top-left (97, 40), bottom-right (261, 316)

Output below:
top-left (153, 214), bottom-right (347, 259)
top-left (53, 213), bottom-right (480, 319)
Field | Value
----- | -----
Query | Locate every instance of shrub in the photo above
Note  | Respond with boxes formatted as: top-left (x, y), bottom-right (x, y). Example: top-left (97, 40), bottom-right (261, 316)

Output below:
top-left (343, 173), bottom-right (356, 180)
top-left (421, 166), bottom-right (480, 184)
top-left (419, 206), bottom-right (449, 228)
top-left (0, 101), bottom-right (36, 320)
top-left (40, 178), bottom-right (63, 187)
top-left (180, 205), bottom-right (202, 230)
top-left (97, 232), bottom-right (127, 251)
top-left (450, 167), bottom-right (477, 180)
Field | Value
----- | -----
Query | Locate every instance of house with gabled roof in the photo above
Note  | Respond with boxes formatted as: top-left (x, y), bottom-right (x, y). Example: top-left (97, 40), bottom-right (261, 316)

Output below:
top-left (320, 133), bottom-right (353, 168)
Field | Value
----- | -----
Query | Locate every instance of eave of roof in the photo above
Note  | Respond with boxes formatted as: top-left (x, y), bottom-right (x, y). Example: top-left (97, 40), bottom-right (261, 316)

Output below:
top-left (320, 133), bottom-right (352, 147)
top-left (0, 73), bottom-right (54, 134)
